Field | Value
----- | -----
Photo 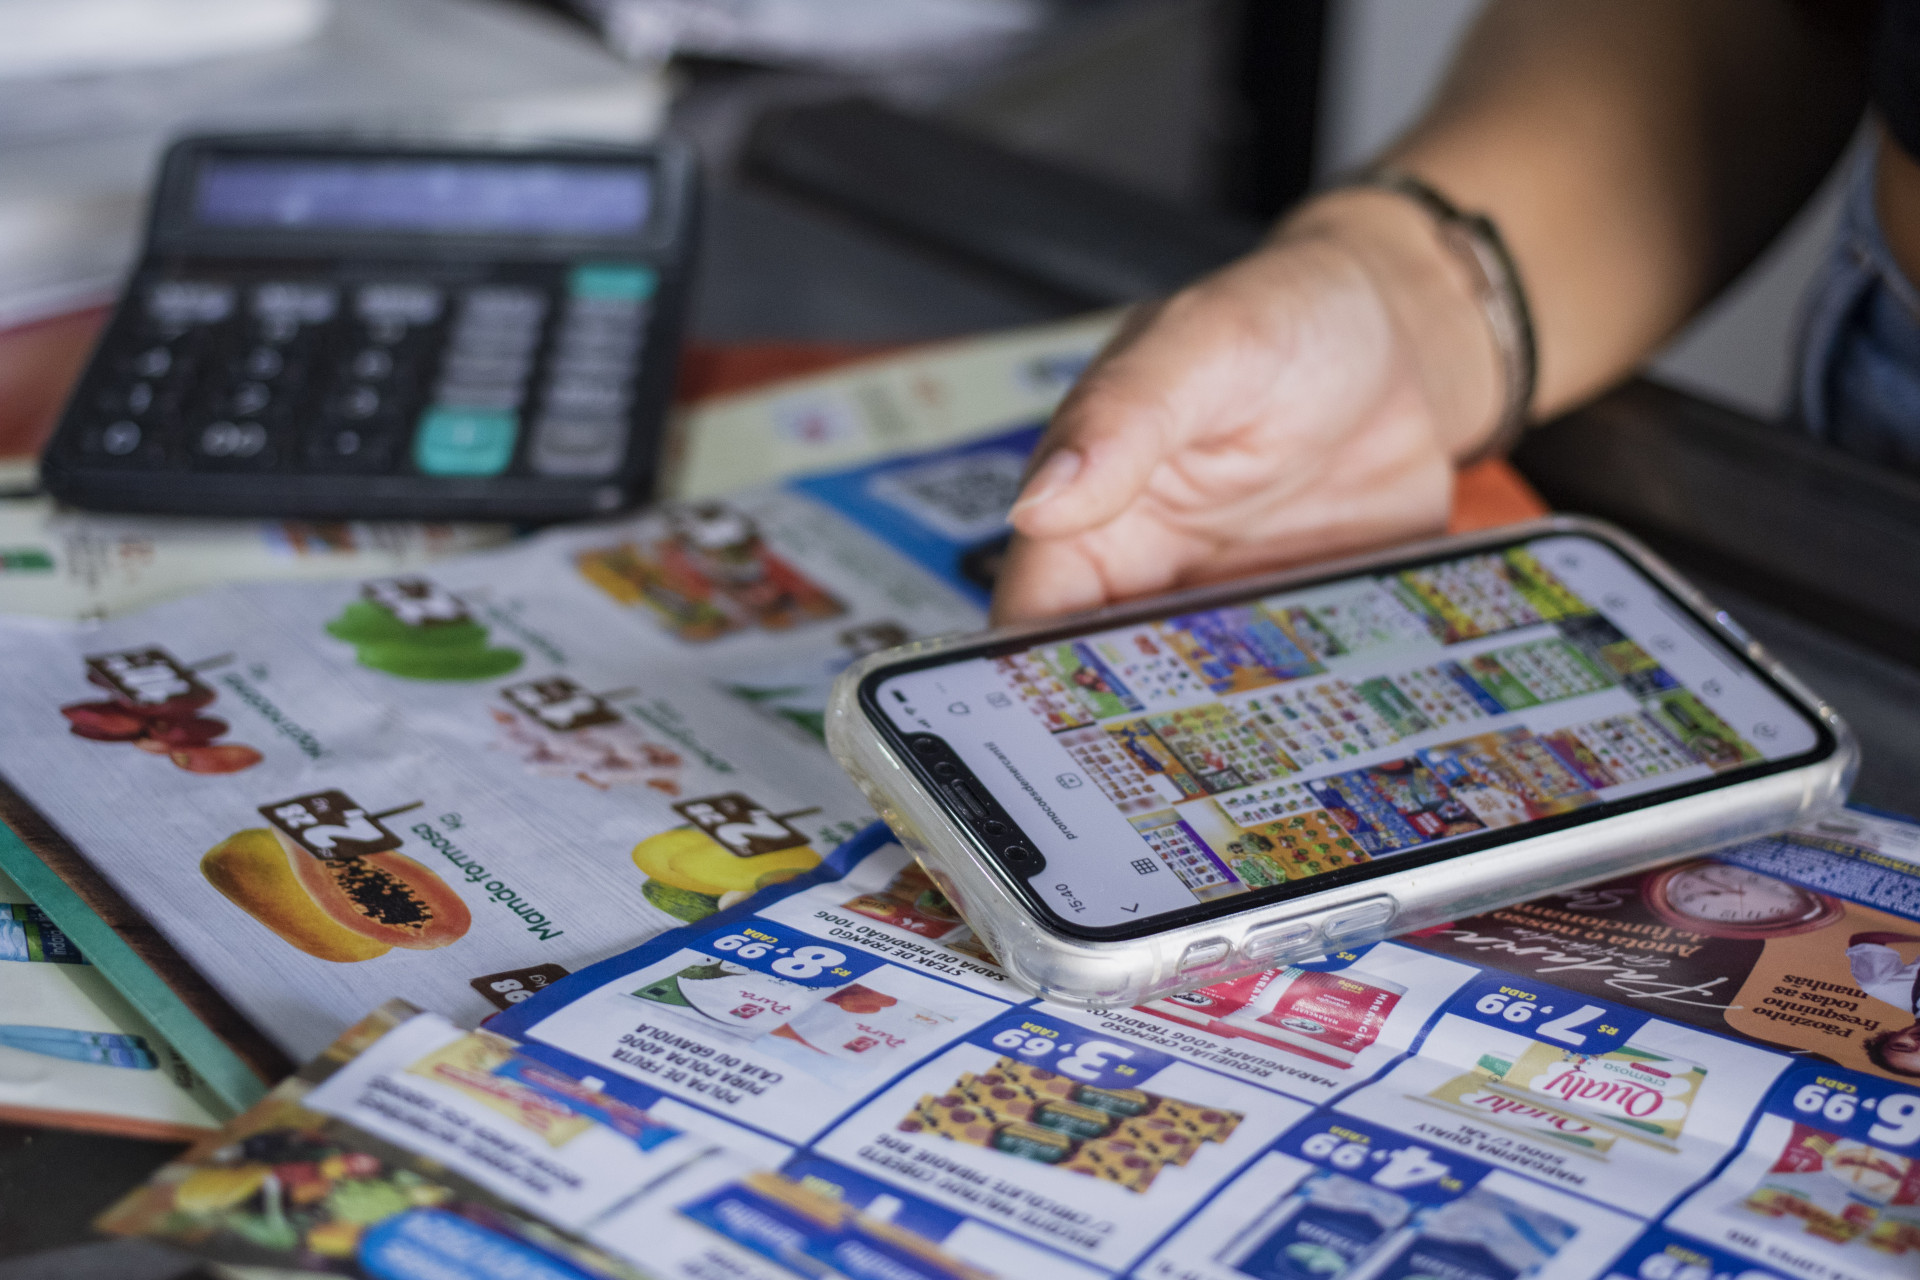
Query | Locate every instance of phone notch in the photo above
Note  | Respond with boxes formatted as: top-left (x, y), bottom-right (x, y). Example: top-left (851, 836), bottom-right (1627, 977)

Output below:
top-left (904, 733), bottom-right (1046, 878)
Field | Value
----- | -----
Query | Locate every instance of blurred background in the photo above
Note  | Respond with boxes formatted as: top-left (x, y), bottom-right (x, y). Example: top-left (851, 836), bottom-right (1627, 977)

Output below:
top-left (0, 0), bottom-right (1841, 420)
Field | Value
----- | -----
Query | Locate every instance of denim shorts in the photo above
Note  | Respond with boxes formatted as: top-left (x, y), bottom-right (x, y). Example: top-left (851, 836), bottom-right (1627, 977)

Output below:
top-left (1797, 145), bottom-right (1920, 472)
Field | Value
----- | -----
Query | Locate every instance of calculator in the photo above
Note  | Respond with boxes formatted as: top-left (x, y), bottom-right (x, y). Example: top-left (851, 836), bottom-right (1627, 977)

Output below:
top-left (41, 134), bottom-right (698, 522)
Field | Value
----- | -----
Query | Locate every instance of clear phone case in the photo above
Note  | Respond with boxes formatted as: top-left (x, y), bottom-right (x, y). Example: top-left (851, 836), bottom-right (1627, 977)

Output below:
top-left (825, 516), bottom-right (1857, 1010)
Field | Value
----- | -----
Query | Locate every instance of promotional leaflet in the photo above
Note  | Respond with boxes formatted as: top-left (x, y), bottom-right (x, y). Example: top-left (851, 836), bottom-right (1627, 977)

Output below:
top-left (0, 862), bottom-right (221, 1138)
top-left (0, 474), bottom-right (985, 1069)
top-left (104, 810), bottom-right (1920, 1279)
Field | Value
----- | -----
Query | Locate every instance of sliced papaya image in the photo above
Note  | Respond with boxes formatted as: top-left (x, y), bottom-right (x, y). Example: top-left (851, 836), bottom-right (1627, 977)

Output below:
top-left (281, 834), bottom-right (471, 950)
top-left (631, 826), bottom-right (821, 897)
top-left (201, 829), bottom-right (392, 963)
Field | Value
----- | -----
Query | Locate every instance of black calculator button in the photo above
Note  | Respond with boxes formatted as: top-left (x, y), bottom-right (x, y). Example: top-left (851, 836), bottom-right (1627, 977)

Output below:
top-left (101, 421), bottom-right (144, 456)
top-left (196, 421), bottom-right (272, 462)
top-left (333, 385), bottom-right (385, 420)
top-left (81, 420), bottom-right (162, 465)
top-left (240, 345), bottom-right (286, 380)
top-left (307, 426), bottom-right (397, 472)
top-left (99, 381), bottom-right (157, 416)
top-left (350, 348), bottom-right (394, 381)
top-left (228, 382), bottom-right (274, 417)
top-left (128, 346), bottom-right (173, 379)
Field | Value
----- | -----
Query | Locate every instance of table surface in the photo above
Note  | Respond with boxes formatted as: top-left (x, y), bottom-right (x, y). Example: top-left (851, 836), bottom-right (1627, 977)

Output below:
top-left (3, 148), bottom-right (1919, 1279)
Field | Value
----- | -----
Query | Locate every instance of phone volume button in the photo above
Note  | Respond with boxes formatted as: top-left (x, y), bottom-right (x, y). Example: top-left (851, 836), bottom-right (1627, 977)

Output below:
top-left (1242, 918), bottom-right (1317, 965)
top-left (1322, 897), bottom-right (1395, 944)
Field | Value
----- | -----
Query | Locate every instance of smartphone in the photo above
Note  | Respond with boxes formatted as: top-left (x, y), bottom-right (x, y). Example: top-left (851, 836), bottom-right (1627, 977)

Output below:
top-left (825, 517), bottom-right (1855, 1008)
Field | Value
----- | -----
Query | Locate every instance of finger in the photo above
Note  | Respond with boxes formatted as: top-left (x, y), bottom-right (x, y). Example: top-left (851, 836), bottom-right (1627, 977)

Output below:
top-left (990, 533), bottom-right (1114, 624)
top-left (1007, 289), bottom-right (1249, 540)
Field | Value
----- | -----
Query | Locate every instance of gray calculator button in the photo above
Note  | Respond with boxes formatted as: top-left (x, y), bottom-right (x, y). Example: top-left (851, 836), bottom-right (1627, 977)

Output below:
top-left (357, 283), bottom-right (442, 326)
top-left (565, 296), bottom-right (643, 322)
top-left (432, 382), bottom-right (521, 411)
top-left (558, 315), bottom-right (642, 344)
top-left (125, 382), bottom-right (155, 414)
top-left (254, 282), bottom-right (337, 325)
top-left (199, 421), bottom-right (268, 458)
top-left (147, 281), bottom-right (233, 325)
top-left (547, 354), bottom-right (633, 383)
top-left (544, 383), bottom-right (630, 416)
top-left (461, 287), bottom-right (546, 324)
top-left (530, 416), bottom-right (625, 477)
top-left (446, 334), bottom-right (538, 364)
top-left (441, 352), bottom-right (532, 384)
top-left (100, 421), bottom-right (143, 456)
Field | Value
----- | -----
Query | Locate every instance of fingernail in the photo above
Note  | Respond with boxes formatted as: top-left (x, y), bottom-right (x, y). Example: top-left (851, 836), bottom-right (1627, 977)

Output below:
top-left (1010, 448), bottom-right (1082, 515)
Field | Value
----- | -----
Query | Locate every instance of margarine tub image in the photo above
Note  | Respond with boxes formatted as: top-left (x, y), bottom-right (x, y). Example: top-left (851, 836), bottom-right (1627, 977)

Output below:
top-left (629, 956), bottom-right (956, 1089)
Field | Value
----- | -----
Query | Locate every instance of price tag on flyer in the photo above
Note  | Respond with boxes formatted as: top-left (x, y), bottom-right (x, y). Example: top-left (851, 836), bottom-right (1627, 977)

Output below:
top-left (1275, 1112), bottom-right (1476, 1202)
top-left (963, 1006), bottom-right (1172, 1089)
top-left (1767, 1061), bottom-right (1920, 1151)
top-left (501, 678), bottom-right (620, 732)
top-left (84, 646), bottom-right (211, 708)
top-left (1448, 973), bottom-right (1645, 1055)
top-left (363, 576), bottom-right (469, 628)
top-left (692, 918), bottom-right (878, 990)
top-left (674, 793), bottom-right (809, 857)
top-left (259, 790), bottom-right (403, 860)
top-left (1606, 1228), bottom-right (1794, 1280)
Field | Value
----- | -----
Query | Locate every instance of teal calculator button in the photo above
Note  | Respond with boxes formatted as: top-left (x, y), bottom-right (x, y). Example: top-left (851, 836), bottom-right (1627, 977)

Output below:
top-left (414, 408), bottom-right (518, 476)
top-left (569, 262), bottom-right (656, 302)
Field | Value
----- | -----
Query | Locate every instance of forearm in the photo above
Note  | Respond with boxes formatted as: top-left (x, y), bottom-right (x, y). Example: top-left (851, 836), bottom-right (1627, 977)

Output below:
top-left (1387, 0), bottom-right (1871, 418)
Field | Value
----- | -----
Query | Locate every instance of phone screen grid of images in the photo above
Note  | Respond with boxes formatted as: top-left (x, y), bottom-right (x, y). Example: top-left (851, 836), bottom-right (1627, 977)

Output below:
top-left (991, 545), bottom-right (1764, 906)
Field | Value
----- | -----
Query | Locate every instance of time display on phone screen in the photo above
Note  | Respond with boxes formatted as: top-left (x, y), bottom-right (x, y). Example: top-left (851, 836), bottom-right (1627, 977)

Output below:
top-left (870, 534), bottom-right (1824, 932)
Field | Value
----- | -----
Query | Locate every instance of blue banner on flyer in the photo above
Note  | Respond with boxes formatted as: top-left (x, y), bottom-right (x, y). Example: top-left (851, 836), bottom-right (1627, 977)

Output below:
top-left (790, 424), bottom-right (1042, 605)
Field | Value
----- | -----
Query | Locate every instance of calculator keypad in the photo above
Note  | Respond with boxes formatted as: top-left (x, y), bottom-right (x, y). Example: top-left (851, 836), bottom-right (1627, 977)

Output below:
top-left (70, 263), bottom-right (656, 485)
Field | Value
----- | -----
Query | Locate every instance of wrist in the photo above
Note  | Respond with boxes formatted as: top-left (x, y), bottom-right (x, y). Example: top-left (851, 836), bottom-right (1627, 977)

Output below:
top-left (1277, 186), bottom-right (1509, 460)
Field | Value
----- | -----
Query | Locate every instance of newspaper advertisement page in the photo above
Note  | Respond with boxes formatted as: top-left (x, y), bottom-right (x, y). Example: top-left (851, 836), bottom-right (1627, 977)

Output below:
top-left (100, 810), bottom-right (1920, 1279)
top-left (0, 862), bottom-right (222, 1137)
top-left (0, 476), bottom-right (984, 1060)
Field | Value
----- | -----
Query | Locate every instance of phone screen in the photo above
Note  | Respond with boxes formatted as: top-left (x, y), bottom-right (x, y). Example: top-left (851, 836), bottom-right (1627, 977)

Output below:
top-left (863, 533), bottom-right (1830, 938)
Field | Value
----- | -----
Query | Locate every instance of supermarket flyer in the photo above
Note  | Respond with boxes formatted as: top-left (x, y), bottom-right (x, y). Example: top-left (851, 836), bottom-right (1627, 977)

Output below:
top-left (0, 861), bottom-right (222, 1138)
top-left (0, 472), bottom-right (986, 1062)
top-left (101, 809), bottom-right (1920, 1279)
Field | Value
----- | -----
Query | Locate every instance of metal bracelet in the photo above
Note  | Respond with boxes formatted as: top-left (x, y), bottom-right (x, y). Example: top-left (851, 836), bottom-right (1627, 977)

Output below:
top-left (1343, 166), bottom-right (1539, 462)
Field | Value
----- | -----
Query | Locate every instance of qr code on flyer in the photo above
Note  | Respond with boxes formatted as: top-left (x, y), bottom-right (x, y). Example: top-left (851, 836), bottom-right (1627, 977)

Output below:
top-left (866, 449), bottom-right (1028, 542)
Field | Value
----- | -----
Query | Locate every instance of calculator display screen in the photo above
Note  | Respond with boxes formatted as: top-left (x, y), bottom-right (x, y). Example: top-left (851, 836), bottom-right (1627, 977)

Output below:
top-left (865, 532), bottom-right (1831, 937)
top-left (193, 157), bottom-right (652, 237)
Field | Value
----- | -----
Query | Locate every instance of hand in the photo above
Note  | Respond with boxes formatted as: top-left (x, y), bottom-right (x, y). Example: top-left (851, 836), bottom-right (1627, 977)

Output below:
top-left (991, 189), bottom-right (1507, 624)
